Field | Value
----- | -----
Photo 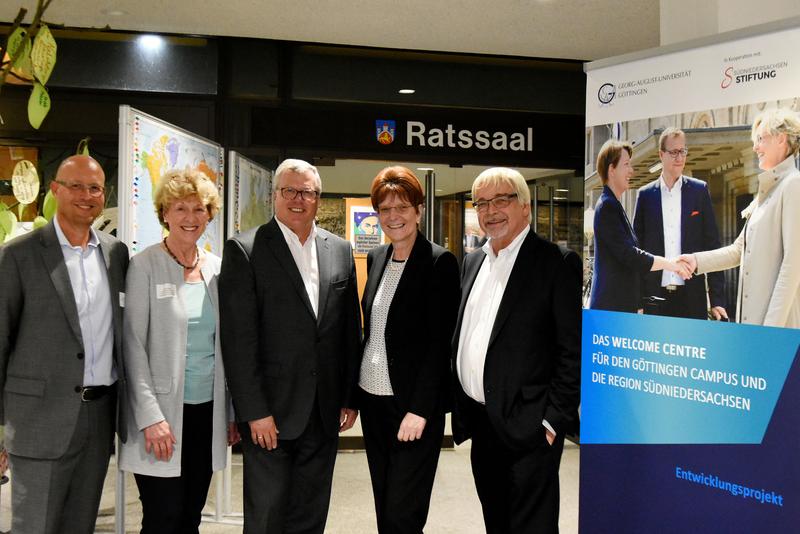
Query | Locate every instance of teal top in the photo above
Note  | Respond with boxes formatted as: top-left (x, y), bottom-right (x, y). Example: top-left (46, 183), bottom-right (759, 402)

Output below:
top-left (181, 281), bottom-right (215, 404)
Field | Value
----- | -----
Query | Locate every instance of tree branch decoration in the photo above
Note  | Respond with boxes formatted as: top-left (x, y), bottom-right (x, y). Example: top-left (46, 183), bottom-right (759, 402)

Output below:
top-left (1, 0), bottom-right (57, 129)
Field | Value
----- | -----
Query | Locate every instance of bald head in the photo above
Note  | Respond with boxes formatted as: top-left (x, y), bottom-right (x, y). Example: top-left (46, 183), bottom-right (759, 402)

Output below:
top-left (56, 155), bottom-right (105, 183)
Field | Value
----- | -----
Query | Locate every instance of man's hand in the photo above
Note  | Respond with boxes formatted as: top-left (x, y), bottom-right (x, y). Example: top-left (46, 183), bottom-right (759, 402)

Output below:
top-left (545, 428), bottom-right (556, 446)
top-left (227, 422), bottom-right (241, 446)
top-left (144, 420), bottom-right (177, 461)
top-left (397, 412), bottom-right (427, 442)
top-left (677, 253), bottom-right (698, 274)
top-left (710, 306), bottom-right (729, 321)
top-left (249, 416), bottom-right (279, 450)
top-left (339, 408), bottom-right (358, 432)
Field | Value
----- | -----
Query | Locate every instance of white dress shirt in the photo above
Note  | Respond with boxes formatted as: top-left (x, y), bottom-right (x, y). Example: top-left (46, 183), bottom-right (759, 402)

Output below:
top-left (457, 226), bottom-right (529, 404)
top-left (276, 217), bottom-right (320, 316)
top-left (53, 215), bottom-right (115, 386)
top-left (659, 175), bottom-right (684, 287)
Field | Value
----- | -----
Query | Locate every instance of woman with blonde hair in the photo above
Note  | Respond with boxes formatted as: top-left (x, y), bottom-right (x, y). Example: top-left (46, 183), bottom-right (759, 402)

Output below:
top-left (683, 108), bottom-right (800, 328)
top-left (120, 169), bottom-right (239, 533)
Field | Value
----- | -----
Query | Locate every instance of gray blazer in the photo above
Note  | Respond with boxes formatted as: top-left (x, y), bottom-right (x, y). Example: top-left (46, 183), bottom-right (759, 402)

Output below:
top-left (0, 222), bottom-right (128, 458)
top-left (119, 244), bottom-right (230, 476)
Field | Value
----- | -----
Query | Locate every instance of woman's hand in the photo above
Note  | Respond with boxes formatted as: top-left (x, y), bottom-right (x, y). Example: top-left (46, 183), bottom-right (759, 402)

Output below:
top-left (227, 422), bottom-right (241, 446)
top-left (397, 412), bottom-right (427, 442)
top-left (143, 420), bottom-right (177, 461)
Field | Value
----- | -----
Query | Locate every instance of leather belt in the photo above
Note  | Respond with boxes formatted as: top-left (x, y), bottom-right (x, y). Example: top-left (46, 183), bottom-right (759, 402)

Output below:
top-left (663, 285), bottom-right (683, 293)
top-left (79, 384), bottom-right (114, 402)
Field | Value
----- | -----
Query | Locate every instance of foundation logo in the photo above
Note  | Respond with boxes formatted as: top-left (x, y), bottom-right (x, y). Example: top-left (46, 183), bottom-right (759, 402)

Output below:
top-left (598, 83), bottom-right (616, 104)
top-left (721, 66), bottom-right (733, 89)
top-left (720, 60), bottom-right (788, 89)
top-left (376, 120), bottom-right (396, 145)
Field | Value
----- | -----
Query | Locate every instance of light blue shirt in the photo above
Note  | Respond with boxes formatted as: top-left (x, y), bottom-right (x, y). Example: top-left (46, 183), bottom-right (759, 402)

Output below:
top-left (53, 215), bottom-right (116, 386)
top-left (181, 281), bottom-right (215, 404)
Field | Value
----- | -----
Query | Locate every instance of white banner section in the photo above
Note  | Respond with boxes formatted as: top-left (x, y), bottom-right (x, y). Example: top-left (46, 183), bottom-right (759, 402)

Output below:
top-left (586, 25), bottom-right (800, 126)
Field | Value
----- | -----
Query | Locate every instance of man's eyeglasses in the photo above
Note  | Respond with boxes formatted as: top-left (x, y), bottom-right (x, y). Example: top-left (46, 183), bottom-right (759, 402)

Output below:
top-left (279, 187), bottom-right (320, 202)
top-left (55, 180), bottom-right (105, 197)
top-left (663, 148), bottom-right (689, 159)
top-left (378, 205), bottom-right (414, 216)
top-left (473, 193), bottom-right (518, 212)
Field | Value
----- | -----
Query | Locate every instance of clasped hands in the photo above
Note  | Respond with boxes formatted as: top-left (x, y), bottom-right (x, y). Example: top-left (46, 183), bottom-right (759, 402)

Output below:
top-left (666, 253), bottom-right (697, 281)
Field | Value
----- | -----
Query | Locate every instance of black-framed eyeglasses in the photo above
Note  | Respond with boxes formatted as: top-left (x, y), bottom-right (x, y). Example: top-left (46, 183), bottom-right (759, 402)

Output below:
top-left (279, 187), bottom-right (320, 202)
top-left (663, 148), bottom-right (689, 159)
top-left (55, 179), bottom-right (105, 197)
top-left (473, 193), bottom-right (518, 212)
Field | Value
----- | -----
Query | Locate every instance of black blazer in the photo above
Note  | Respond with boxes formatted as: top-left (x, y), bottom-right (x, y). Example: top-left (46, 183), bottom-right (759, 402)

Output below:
top-left (589, 185), bottom-right (654, 313)
top-left (451, 229), bottom-right (581, 451)
top-left (359, 234), bottom-right (460, 419)
top-left (633, 176), bottom-right (725, 310)
top-left (219, 218), bottom-right (362, 440)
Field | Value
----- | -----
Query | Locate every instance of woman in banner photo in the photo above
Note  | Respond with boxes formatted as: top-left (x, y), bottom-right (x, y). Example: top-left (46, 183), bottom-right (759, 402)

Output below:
top-left (355, 166), bottom-right (460, 533)
top-left (589, 139), bottom-right (690, 312)
top-left (684, 108), bottom-right (800, 328)
top-left (119, 169), bottom-right (240, 534)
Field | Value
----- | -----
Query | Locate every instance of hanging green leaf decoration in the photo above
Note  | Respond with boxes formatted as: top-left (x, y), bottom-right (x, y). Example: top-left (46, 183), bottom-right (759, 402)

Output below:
top-left (6, 27), bottom-right (30, 69)
top-left (42, 189), bottom-right (57, 221)
top-left (27, 82), bottom-right (50, 129)
top-left (31, 24), bottom-right (57, 85)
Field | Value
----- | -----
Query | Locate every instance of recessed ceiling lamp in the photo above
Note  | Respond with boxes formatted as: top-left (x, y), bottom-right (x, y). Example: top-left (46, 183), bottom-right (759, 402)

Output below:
top-left (101, 9), bottom-right (128, 16)
top-left (398, 89), bottom-right (415, 94)
top-left (553, 196), bottom-right (568, 201)
top-left (649, 162), bottom-right (663, 174)
top-left (137, 34), bottom-right (165, 52)
top-left (556, 188), bottom-right (569, 192)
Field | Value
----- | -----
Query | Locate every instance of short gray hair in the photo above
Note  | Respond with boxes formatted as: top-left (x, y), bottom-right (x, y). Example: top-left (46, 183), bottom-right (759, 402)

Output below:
top-left (273, 159), bottom-right (322, 193)
top-left (471, 167), bottom-right (532, 223)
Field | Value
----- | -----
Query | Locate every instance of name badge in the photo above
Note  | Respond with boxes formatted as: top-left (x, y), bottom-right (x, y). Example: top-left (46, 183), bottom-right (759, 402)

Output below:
top-left (156, 283), bottom-right (177, 299)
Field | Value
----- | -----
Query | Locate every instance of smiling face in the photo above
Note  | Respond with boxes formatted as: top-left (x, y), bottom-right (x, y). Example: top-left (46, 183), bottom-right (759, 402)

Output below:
top-left (753, 126), bottom-right (789, 171)
top-left (607, 149), bottom-right (634, 197)
top-left (659, 133), bottom-right (687, 180)
top-left (474, 181), bottom-right (530, 254)
top-left (273, 169), bottom-right (320, 241)
top-left (377, 193), bottom-right (420, 246)
top-left (162, 195), bottom-right (209, 246)
top-left (51, 155), bottom-right (106, 231)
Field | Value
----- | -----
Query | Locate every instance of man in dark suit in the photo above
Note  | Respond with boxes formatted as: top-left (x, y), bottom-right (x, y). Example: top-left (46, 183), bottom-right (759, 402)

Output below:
top-left (0, 155), bottom-right (128, 534)
top-left (633, 127), bottom-right (727, 320)
top-left (220, 159), bottom-right (361, 534)
top-left (453, 167), bottom-right (581, 534)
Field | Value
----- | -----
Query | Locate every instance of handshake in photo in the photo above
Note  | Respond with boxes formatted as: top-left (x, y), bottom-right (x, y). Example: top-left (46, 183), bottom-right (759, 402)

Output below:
top-left (665, 254), bottom-right (697, 281)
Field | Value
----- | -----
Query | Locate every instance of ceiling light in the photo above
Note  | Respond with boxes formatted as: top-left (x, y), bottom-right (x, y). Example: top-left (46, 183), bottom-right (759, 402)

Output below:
top-left (398, 89), bottom-right (415, 94)
top-left (417, 167), bottom-right (434, 171)
top-left (553, 196), bottom-right (568, 201)
top-left (137, 35), bottom-right (165, 52)
top-left (648, 162), bottom-right (663, 174)
top-left (556, 188), bottom-right (569, 192)
top-left (101, 9), bottom-right (128, 16)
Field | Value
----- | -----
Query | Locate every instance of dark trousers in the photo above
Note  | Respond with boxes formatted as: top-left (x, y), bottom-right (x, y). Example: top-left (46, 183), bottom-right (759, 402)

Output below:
top-left (360, 388), bottom-right (445, 534)
top-left (463, 397), bottom-right (564, 534)
top-left (10, 390), bottom-right (115, 534)
top-left (133, 401), bottom-right (214, 534)
top-left (239, 401), bottom-right (338, 534)
top-left (648, 285), bottom-right (707, 320)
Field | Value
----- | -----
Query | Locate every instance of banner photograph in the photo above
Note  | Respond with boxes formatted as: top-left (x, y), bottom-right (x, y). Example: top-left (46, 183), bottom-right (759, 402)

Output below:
top-left (580, 22), bottom-right (800, 534)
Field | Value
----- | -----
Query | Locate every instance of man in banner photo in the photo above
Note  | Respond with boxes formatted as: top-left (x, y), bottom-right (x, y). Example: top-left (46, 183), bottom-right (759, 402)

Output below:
top-left (633, 127), bottom-right (727, 320)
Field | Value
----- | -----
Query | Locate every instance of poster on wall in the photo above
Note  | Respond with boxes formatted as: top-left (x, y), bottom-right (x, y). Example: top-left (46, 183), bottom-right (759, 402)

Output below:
top-left (348, 201), bottom-right (384, 255)
top-left (580, 21), bottom-right (800, 533)
top-left (118, 105), bottom-right (225, 255)
top-left (227, 151), bottom-right (273, 236)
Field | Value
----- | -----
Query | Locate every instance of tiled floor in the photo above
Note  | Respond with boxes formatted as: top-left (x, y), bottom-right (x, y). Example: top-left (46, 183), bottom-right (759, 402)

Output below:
top-left (1, 442), bottom-right (580, 533)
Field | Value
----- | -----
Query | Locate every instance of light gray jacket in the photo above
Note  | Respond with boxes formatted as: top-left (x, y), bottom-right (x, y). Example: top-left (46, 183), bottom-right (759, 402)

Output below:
top-left (696, 156), bottom-right (800, 328)
top-left (119, 244), bottom-right (230, 476)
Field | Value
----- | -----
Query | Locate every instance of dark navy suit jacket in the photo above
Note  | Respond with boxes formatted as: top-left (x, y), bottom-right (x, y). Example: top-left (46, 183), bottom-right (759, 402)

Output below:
top-left (632, 176), bottom-right (725, 314)
top-left (589, 186), bottom-right (654, 313)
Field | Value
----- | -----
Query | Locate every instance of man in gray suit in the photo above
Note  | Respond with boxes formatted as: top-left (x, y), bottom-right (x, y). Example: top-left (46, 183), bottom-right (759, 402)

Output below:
top-left (220, 159), bottom-right (361, 533)
top-left (0, 155), bottom-right (128, 534)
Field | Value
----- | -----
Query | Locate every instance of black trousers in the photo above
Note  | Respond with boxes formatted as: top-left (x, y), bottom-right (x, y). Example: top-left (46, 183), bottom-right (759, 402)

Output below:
top-left (360, 388), bottom-right (445, 534)
top-left (648, 285), bottom-right (707, 319)
top-left (239, 400), bottom-right (338, 534)
top-left (134, 401), bottom-right (214, 534)
top-left (463, 397), bottom-right (564, 534)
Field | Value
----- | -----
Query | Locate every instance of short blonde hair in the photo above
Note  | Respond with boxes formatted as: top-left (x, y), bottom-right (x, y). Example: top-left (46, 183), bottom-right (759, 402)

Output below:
top-left (471, 167), bottom-right (532, 223)
top-left (154, 169), bottom-right (221, 228)
top-left (751, 108), bottom-right (800, 157)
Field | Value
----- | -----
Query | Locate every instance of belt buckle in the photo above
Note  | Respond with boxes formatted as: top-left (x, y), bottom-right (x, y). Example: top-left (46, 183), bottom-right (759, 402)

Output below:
top-left (665, 285), bottom-right (678, 292)
top-left (80, 387), bottom-right (92, 402)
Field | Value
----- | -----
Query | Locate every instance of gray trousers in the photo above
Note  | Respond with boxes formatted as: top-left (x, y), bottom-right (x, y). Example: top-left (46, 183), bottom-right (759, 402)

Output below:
top-left (9, 392), bottom-right (115, 534)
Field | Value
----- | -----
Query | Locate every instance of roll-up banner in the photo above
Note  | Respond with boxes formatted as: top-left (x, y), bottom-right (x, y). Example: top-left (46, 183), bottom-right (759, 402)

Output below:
top-left (581, 19), bottom-right (800, 533)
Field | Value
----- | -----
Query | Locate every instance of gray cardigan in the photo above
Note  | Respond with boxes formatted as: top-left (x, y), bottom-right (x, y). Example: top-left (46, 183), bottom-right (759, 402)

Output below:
top-left (119, 244), bottom-right (230, 476)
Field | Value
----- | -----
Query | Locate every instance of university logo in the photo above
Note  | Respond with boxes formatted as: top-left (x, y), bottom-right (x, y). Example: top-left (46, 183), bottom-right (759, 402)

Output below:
top-left (376, 120), bottom-right (396, 145)
top-left (597, 83), bottom-right (616, 105)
